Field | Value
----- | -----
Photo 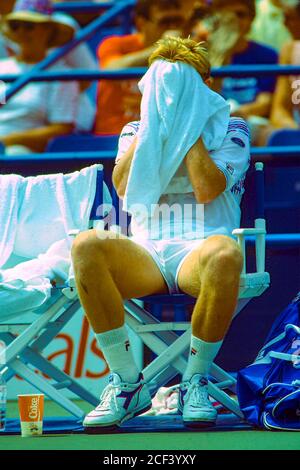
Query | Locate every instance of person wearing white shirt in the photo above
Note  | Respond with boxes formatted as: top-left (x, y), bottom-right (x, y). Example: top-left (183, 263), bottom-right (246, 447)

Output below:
top-left (0, 0), bottom-right (80, 154)
top-left (72, 37), bottom-right (249, 430)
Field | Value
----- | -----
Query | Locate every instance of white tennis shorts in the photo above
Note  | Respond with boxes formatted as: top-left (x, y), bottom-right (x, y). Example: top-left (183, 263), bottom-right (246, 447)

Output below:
top-left (130, 236), bottom-right (204, 294)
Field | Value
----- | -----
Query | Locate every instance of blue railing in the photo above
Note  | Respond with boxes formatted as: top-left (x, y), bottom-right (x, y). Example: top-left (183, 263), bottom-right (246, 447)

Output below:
top-left (53, 1), bottom-right (132, 14)
top-left (0, 147), bottom-right (300, 164)
top-left (2, 64), bottom-right (300, 85)
top-left (247, 234), bottom-right (300, 248)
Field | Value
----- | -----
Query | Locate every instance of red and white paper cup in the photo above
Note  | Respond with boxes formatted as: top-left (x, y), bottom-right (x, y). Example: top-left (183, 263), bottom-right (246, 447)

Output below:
top-left (18, 394), bottom-right (44, 437)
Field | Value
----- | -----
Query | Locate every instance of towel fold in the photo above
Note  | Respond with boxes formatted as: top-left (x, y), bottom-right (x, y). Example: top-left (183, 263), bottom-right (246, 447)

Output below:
top-left (123, 60), bottom-right (230, 218)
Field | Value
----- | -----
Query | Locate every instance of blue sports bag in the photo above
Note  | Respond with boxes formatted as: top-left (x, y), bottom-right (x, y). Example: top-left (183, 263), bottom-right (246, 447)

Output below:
top-left (237, 292), bottom-right (300, 430)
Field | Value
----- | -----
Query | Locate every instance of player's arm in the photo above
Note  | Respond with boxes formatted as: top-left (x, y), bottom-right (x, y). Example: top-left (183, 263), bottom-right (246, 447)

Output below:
top-left (112, 136), bottom-right (137, 198)
top-left (184, 137), bottom-right (226, 204)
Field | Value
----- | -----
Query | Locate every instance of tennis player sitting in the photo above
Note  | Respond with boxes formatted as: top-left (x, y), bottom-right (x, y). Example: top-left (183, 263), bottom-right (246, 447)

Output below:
top-left (72, 37), bottom-right (250, 429)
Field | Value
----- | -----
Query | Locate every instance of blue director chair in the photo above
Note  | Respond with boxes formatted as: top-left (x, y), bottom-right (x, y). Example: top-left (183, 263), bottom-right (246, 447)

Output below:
top-left (122, 162), bottom-right (270, 419)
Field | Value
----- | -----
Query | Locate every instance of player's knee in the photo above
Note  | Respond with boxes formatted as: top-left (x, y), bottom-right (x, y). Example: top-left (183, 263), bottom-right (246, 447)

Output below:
top-left (71, 230), bottom-right (110, 270)
top-left (213, 246), bottom-right (243, 275)
top-left (201, 236), bottom-right (243, 275)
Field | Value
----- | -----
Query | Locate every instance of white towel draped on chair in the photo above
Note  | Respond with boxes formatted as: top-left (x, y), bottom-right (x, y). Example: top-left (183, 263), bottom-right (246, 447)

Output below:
top-left (0, 174), bottom-right (24, 269)
top-left (123, 59), bottom-right (230, 219)
top-left (0, 165), bottom-right (112, 320)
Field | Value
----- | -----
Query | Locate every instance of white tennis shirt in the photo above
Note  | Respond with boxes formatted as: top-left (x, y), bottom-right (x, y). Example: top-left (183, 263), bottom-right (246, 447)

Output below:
top-left (116, 118), bottom-right (251, 240)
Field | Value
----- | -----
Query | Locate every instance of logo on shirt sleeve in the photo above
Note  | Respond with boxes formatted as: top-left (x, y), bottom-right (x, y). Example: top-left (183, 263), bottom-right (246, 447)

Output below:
top-left (120, 131), bottom-right (135, 138)
top-left (226, 163), bottom-right (235, 175)
top-left (231, 137), bottom-right (246, 148)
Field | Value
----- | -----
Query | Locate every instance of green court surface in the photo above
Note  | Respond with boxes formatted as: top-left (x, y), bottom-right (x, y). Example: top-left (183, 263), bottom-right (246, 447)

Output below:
top-left (0, 400), bottom-right (299, 451)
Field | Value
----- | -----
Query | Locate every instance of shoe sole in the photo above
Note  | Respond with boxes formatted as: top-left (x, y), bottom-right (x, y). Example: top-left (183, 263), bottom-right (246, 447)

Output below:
top-left (179, 408), bottom-right (217, 428)
top-left (84, 402), bottom-right (152, 433)
top-left (183, 419), bottom-right (216, 429)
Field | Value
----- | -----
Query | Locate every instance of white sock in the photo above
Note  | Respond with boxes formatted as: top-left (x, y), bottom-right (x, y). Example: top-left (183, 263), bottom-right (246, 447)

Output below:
top-left (95, 325), bottom-right (140, 383)
top-left (183, 335), bottom-right (223, 382)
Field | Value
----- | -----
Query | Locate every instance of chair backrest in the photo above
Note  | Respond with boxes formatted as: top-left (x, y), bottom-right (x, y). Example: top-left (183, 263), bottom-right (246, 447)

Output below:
top-left (90, 166), bottom-right (105, 221)
top-left (266, 130), bottom-right (300, 233)
top-left (46, 134), bottom-right (119, 153)
top-left (267, 129), bottom-right (300, 146)
top-left (240, 163), bottom-right (264, 229)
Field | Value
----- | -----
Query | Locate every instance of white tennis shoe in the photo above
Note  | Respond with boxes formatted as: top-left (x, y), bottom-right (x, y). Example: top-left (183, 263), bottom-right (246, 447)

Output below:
top-left (83, 373), bottom-right (152, 429)
top-left (178, 374), bottom-right (217, 427)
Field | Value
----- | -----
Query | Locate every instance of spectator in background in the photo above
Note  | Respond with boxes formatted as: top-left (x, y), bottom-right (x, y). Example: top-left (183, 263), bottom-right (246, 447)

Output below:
top-left (94, 0), bottom-right (187, 135)
top-left (211, 0), bottom-right (278, 145)
top-left (0, 0), bottom-right (79, 155)
top-left (182, 1), bottom-right (212, 42)
top-left (249, 0), bottom-right (292, 52)
top-left (271, 1), bottom-right (300, 129)
top-left (0, 5), bottom-right (97, 132)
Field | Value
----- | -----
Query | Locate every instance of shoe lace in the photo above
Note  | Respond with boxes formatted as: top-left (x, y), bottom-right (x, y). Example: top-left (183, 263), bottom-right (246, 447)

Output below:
top-left (96, 384), bottom-right (119, 411)
top-left (187, 382), bottom-right (210, 406)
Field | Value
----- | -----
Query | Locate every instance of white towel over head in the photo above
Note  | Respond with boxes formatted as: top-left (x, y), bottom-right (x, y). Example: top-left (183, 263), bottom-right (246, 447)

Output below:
top-left (123, 59), bottom-right (230, 219)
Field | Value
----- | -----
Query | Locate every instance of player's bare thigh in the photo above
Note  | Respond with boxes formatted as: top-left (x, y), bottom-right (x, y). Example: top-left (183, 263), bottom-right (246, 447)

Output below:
top-left (176, 235), bottom-right (242, 297)
top-left (72, 229), bottom-right (169, 299)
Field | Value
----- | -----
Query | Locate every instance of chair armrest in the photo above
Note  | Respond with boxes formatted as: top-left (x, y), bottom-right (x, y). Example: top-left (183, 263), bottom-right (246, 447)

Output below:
top-left (232, 228), bottom-right (266, 236)
top-left (68, 229), bottom-right (80, 238)
top-left (233, 219), bottom-right (267, 275)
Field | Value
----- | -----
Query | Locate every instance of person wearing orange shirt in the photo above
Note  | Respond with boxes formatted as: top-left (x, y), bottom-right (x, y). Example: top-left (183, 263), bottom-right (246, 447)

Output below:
top-left (94, 0), bottom-right (186, 135)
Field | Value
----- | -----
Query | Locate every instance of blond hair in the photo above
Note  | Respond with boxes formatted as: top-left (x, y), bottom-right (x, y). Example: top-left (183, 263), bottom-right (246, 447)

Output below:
top-left (149, 36), bottom-right (211, 81)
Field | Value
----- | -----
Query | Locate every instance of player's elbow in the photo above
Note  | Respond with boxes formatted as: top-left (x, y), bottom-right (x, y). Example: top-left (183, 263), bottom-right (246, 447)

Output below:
top-left (194, 183), bottom-right (225, 204)
top-left (112, 172), bottom-right (125, 199)
top-left (116, 187), bottom-right (125, 199)
top-left (194, 190), bottom-right (215, 204)
top-left (195, 195), bottom-right (212, 204)
top-left (113, 183), bottom-right (125, 199)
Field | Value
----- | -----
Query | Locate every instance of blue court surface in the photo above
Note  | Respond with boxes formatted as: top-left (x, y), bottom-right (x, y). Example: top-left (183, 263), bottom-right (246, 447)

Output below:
top-left (0, 401), bottom-right (299, 450)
